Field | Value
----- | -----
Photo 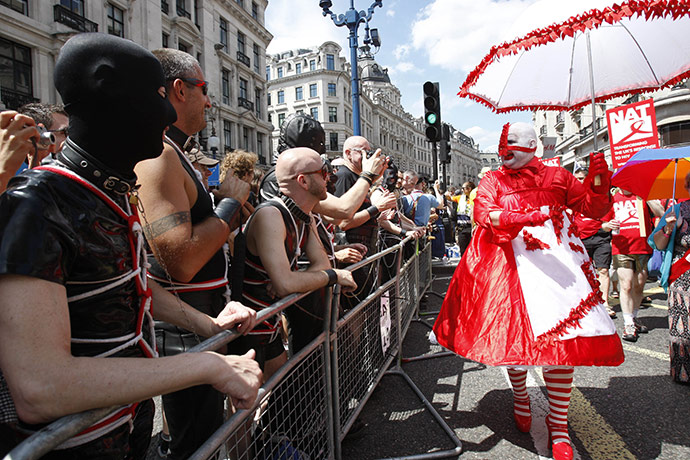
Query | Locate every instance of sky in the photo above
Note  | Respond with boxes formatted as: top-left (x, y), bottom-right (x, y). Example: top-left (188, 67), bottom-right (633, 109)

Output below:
top-left (265, 0), bottom-right (619, 152)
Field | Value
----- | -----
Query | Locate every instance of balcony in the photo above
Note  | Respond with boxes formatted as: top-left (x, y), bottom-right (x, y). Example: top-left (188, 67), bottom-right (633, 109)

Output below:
top-left (1, 87), bottom-right (38, 110)
top-left (238, 97), bottom-right (254, 111)
top-left (54, 5), bottom-right (98, 32)
top-left (539, 125), bottom-right (547, 138)
top-left (176, 5), bottom-right (191, 19)
top-left (556, 112), bottom-right (565, 128)
top-left (237, 51), bottom-right (250, 68)
top-left (161, 0), bottom-right (169, 14)
top-left (579, 118), bottom-right (604, 138)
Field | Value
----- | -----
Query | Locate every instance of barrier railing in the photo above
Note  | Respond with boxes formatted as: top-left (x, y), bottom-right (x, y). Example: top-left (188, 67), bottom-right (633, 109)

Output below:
top-left (4, 237), bottom-right (461, 460)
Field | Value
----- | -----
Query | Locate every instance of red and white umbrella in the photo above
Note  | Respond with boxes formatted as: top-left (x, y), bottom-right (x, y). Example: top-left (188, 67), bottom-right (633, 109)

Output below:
top-left (459, 0), bottom-right (690, 115)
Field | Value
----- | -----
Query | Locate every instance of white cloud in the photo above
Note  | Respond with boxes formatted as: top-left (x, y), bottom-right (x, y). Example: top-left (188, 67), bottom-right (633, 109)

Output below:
top-left (394, 61), bottom-right (414, 73)
top-left (411, 0), bottom-right (537, 73)
top-left (393, 44), bottom-right (410, 60)
top-left (266, 0), bottom-right (348, 54)
top-left (386, 0), bottom-right (398, 17)
top-left (464, 125), bottom-right (500, 152)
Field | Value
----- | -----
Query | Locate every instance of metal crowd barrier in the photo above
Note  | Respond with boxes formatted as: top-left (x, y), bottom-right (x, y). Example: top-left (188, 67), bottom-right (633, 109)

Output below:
top-left (4, 237), bottom-right (461, 460)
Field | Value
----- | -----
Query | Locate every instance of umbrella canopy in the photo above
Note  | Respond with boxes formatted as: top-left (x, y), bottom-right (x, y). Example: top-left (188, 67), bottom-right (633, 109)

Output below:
top-left (611, 145), bottom-right (690, 200)
top-left (459, 0), bottom-right (690, 113)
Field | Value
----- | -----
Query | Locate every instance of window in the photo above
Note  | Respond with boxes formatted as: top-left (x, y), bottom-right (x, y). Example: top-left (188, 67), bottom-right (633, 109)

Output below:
top-left (257, 133), bottom-right (263, 161)
top-left (309, 84), bottom-right (317, 98)
top-left (277, 67), bottom-right (283, 78)
top-left (237, 31), bottom-right (245, 55)
top-left (223, 120), bottom-right (232, 150)
top-left (329, 106), bottom-right (337, 123)
top-left (106, 4), bottom-right (124, 37)
top-left (1, 0), bottom-right (28, 15)
top-left (239, 78), bottom-right (247, 100)
top-left (252, 2), bottom-right (258, 20)
top-left (295, 63), bottom-right (301, 74)
top-left (267, 92), bottom-right (271, 105)
top-left (326, 54), bottom-right (334, 70)
top-left (253, 44), bottom-right (260, 73)
top-left (0, 37), bottom-right (33, 103)
top-left (61, 0), bottom-right (84, 16)
top-left (162, 32), bottom-right (169, 48)
top-left (219, 18), bottom-right (228, 52)
top-left (277, 90), bottom-right (284, 104)
top-left (328, 83), bottom-right (336, 96)
top-left (329, 132), bottom-right (338, 151)
top-left (310, 107), bottom-right (319, 121)
top-left (178, 42), bottom-right (188, 53)
top-left (278, 112), bottom-right (285, 128)
top-left (236, 0), bottom-right (244, 7)
top-left (295, 87), bottom-right (303, 101)
top-left (265, 65), bottom-right (270, 81)
top-left (221, 69), bottom-right (230, 105)
top-left (175, 0), bottom-right (190, 19)
top-left (296, 109), bottom-right (304, 115)
top-left (255, 88), bottom-right (261, 118)
top-left (309, 59), bottom-right (316, 71)
top-left (243, 127), bottom-right (249, 150)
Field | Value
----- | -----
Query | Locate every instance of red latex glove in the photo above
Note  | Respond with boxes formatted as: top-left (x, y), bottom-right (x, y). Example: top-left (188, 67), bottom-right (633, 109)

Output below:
top-left (586, 152), bottom-right (612, 194)
top-left (498, 210), bottom-right (549, 229)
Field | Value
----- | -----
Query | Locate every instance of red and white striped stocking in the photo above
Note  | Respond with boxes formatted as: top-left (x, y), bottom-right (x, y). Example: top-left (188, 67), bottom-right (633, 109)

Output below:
top-left (507, 367), bottom-right (531, 432)
top-left (543, 367), bottom-right (574, 460)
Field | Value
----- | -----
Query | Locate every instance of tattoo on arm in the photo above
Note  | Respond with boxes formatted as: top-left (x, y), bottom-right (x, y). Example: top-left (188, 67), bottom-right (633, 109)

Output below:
top-left (144, 211), bottom-right (191, 239)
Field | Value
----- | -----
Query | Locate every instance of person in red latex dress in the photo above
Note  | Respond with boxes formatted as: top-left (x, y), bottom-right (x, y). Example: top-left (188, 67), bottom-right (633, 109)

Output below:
top-left (433, 122), bottom-right (624, 460)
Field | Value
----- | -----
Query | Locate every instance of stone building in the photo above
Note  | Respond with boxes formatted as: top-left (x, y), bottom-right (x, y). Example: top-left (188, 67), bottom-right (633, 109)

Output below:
top-left (533, 81), bottom-right (690, 170)
top-left (0, 0), bottom-right (273, 162)
top-left (266, 41), bottom-right (482, 183)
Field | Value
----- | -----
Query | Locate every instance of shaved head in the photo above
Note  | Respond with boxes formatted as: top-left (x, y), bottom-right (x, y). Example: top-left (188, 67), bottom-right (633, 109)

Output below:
top-left (276, 147), bottom-right (322, 186)
top-left (342, 135), bottom-right (370, 174)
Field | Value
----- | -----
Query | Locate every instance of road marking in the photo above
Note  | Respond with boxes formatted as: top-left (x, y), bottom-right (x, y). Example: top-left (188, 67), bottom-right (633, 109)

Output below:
top-left (650, 303), bottom-right (668, 310)
top-left (622, 342), bottom-right (668, 361)
top-left (569, 386), bottom-right (636, 460)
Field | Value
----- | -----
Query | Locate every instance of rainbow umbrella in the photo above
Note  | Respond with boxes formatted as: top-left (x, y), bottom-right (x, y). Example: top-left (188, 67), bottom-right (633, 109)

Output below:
top-left (611, 146), bottom-right (690, 201)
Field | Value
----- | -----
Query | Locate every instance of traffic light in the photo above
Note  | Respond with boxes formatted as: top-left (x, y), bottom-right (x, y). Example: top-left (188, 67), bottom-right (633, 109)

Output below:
top-left (439, 123), bottom-right (451, 163)
top-left (423, 81), bottom-right (441, 142)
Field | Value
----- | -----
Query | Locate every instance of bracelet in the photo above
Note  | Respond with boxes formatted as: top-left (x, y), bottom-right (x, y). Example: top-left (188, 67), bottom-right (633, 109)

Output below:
top-left (663, 227), bottom-right (672, 237)
top-left (366, 205), bottom-right (379, 219)
top-left (399, 229), bottom-right (407, 238)
top-left (358, 174), bottom-right (373, 186)
top-left (361, 170), bottom-right (377, 181)
top-left (214, 198), bottom-right (242, 225)
top-left (324, 269), bottom-right (338, 286)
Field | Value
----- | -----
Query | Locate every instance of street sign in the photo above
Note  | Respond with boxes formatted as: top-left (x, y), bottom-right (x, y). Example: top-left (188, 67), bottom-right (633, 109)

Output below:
top-left (606, 99), bottom-right (659, 169)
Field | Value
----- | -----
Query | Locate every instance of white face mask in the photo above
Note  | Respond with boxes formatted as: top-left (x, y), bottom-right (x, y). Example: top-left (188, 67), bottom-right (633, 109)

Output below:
top-left (498, 123), bottom-right (536, 169)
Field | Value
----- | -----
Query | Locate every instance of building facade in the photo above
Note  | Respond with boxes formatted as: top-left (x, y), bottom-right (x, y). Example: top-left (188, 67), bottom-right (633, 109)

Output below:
top-left (0, 0), bottom-right (273, 163)
top-left (266, 41), bottom-right (482, 184)
top-left (533, 81), bottom-right (690, 170)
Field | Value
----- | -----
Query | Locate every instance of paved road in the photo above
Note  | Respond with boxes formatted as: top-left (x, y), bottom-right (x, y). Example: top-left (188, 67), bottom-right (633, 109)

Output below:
top-left (341, 261), bottom-right (690, 460)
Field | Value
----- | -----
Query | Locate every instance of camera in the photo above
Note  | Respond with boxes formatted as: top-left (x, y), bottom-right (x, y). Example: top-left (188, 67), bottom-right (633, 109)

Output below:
top-left (35, 126), bottom-right (56, 149)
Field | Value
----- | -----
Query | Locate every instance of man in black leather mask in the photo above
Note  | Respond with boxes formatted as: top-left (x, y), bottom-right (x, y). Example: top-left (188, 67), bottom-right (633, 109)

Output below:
top-left (0, 33), bottom-right (261, 459)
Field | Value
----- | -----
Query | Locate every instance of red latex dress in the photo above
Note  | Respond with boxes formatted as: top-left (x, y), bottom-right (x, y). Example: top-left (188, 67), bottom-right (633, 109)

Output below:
top-left (433, 158), bottom-right (624, 366)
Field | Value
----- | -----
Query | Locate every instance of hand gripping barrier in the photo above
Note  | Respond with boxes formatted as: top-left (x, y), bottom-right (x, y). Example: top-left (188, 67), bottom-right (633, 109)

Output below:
top-left (4, 238), bottom-right (462, 460)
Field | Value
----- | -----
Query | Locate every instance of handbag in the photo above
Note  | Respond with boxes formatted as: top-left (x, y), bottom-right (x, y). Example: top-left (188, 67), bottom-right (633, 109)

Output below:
top-left (648, 249), bottom-right (663, 278)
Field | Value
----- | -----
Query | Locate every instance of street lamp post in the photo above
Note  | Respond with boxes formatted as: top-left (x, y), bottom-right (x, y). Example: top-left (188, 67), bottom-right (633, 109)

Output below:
top-left (320, 0), bottom-right (382, 136)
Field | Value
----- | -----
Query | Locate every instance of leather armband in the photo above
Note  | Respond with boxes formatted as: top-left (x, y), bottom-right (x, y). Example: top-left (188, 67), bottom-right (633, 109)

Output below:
top-left (366, 205), bottom-right (380, 219)
top-left (324, 269), bottom-right (338, 286)
top-left (215, 198), bottom-right (242, 225)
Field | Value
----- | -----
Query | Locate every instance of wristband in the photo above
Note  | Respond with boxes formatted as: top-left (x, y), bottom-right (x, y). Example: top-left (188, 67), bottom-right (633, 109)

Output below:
top-left (366, 205), bottom-right (380, 219)
top-left (358, 174), bottom-right (373, 186)
top-left (214, 198), bottom-right (242, 225)
top-left (399, 229), bottom-right (407, 238)
top-left (324, 269), bottom-right (338, 286)
top-left (663, 227), bottom-right (672, 237)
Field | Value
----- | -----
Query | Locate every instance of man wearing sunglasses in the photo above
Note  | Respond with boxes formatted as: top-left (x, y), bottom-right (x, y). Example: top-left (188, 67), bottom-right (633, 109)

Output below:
top-left (18, 103), bottom-right (69, 166)
top-left (135, 48), bottom-right (253, 459)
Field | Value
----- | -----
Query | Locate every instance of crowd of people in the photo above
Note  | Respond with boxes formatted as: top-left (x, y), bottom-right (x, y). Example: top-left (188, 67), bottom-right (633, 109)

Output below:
top-left (0, 33), bottom-right (435, 460)
top-left (0, 32), bottom-right (687, 460)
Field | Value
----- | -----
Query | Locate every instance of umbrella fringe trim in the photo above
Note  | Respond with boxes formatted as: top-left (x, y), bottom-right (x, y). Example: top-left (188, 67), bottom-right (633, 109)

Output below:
top-left (459, 0), bottom-right (690, 112)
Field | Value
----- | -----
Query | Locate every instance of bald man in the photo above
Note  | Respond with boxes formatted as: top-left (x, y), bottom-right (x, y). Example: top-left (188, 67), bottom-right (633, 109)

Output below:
top-left (237, 147), bottom-right (356, 378)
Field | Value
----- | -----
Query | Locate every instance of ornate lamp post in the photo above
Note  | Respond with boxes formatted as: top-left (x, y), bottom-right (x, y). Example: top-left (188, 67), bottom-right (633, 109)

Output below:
top-left (206, 102), bottom-right (220, 159)
top-left (320, 0), bottom-right (382, 136)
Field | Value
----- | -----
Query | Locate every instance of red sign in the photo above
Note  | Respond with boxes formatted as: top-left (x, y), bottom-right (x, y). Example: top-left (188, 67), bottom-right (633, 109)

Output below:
top-left (541, 157), bottom-right (561, 167)
top-left (606, 99), bottom-right (659, 169)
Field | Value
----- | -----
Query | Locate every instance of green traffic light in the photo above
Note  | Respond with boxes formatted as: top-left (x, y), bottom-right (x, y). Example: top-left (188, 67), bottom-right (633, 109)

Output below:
top-left (426, 113), bottom-right (437, 124)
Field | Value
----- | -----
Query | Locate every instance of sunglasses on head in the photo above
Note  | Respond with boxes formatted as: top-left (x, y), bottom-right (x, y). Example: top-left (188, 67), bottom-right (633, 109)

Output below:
top-left (174, 77), bottom-right (209, 96)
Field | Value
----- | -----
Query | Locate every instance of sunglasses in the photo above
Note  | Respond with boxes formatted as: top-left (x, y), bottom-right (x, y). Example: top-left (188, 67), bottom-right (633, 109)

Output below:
top-left (296, 161), bottom-right (329, 181)
top-left (48, 127), bottom-right (69, 136)
top-left (176, 77), bottom-right (209, 96)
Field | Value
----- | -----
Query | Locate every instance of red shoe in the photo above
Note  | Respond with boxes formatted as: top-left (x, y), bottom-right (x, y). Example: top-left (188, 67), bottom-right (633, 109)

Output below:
top-left (546, 416), bottom-right (573, 460)
top-left (513, 397), bottom-right (531, 433)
